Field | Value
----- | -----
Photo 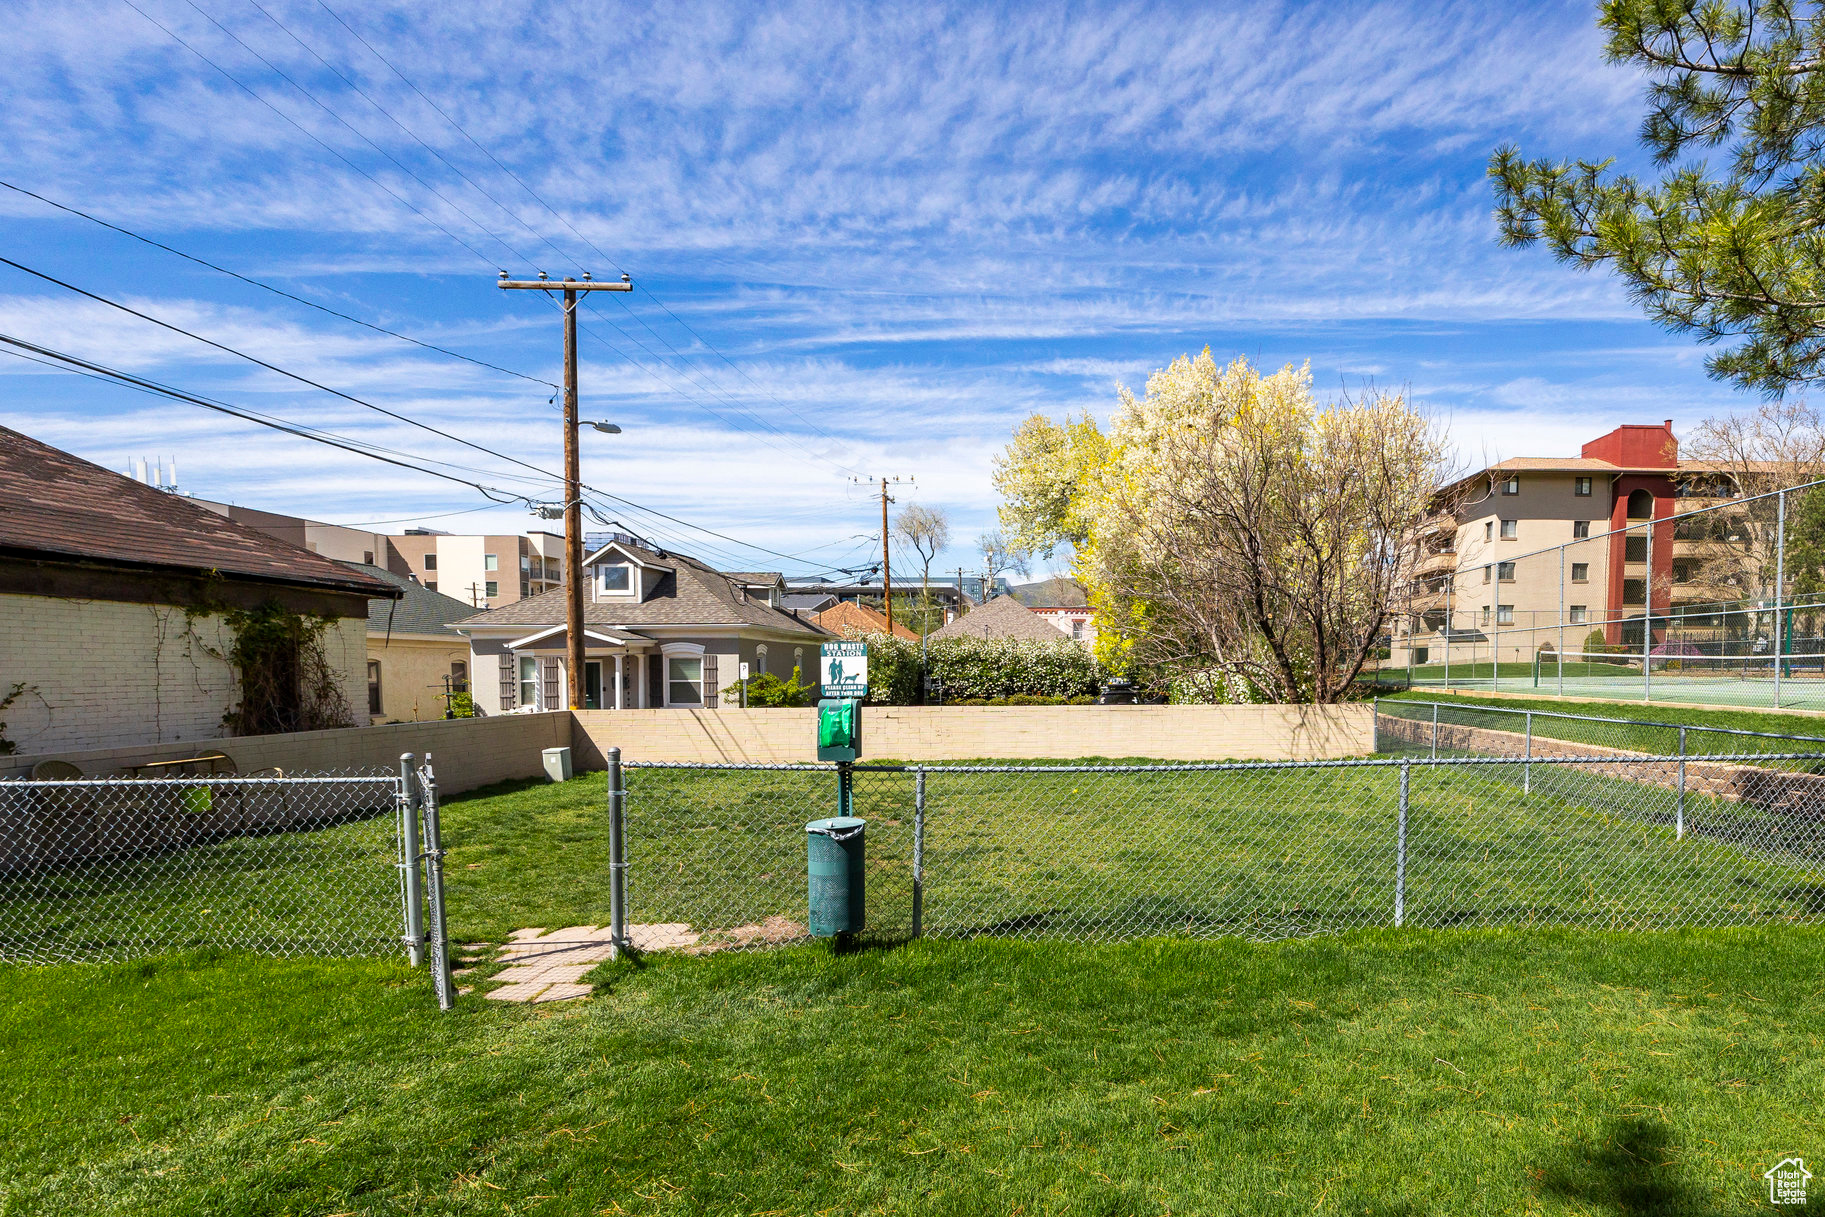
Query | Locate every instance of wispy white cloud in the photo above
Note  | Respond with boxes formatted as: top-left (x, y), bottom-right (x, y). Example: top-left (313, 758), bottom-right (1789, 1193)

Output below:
top-left (0, 0), bottom-right (1763, 572)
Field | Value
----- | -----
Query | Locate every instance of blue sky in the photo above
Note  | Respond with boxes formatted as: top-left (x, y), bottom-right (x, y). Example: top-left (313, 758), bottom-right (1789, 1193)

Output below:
top-left (0, 0), bottom-right (1754, 579)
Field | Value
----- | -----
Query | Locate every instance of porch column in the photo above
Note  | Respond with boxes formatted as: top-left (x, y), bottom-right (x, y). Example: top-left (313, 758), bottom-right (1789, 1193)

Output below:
top-left (613, 653), bottom-right (624, 710)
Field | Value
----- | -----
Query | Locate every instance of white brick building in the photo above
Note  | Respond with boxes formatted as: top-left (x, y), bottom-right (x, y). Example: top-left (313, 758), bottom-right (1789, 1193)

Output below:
top-left (0, 427), bottom-right (393, 758)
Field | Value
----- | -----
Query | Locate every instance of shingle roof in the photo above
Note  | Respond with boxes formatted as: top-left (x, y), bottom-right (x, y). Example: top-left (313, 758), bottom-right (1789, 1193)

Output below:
top-left (453, 539), bottom-right (825, 636)
top-left (782, 591), bottom-right (839, 613)
top-left (811, 599), bottom-right (920, 640)
top-left (930, 594), bottom-right (1070, 642)
top-left (723, 571), bottom-right (782, 585)
top-left (0, 426), bottom-right (393, 597)
top-left (348, 563), bottom-right (480, 635)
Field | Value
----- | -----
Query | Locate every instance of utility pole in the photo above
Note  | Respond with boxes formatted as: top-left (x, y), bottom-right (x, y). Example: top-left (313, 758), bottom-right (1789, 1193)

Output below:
top-left (498, 272), bottom-right (632, 710)
top-left (856, 476), bottom-right (911, 632)
top-left (467, 582), bottom-right (485, 608)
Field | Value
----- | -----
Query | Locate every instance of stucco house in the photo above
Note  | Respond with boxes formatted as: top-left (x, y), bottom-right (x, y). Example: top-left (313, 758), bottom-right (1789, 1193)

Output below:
top-left (0, 426), bottom-right (395, 757)
top-left (451, 538), bottom-right (828, 712)
top-left (348, 563), bottom-right (477, 723)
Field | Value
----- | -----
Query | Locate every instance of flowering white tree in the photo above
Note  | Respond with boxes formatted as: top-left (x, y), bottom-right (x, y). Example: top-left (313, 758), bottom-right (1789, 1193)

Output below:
top-left (998, 352), bottom-right (1454, 703)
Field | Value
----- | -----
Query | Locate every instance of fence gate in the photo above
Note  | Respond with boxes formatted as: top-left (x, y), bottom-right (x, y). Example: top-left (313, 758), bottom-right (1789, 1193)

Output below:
top-left (0, 754), bottom-right (454, 1007)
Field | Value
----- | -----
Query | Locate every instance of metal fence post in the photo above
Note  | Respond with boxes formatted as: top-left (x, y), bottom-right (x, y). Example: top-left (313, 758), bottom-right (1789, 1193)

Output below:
top-left (396, 752), bottom-right (424, 967)
top-left (1395, 759), bottom-right (1409, 928)
top-left (1444, 581), bottom-right (1452, 691)
top-left (1524, 711), bottom-right (1533, 794)
top-left (1643, 510), bottom-right (1654, 702)
top-left (1676, 726), bottom-right (1687, 841)
top-left (912, 766), bottom-right (925, 939)
top-left (1430, 703), bottom-right (1439, 759)
top-left (1557, 547), bottom-right (1566, 698)
top-left (1774, 489), bottom-right (1786, 709)
top-left (607, 746), bottom-right (628, 951)
top-left (417, 755), bottom-right (454, 1010)
top-left (1492, 600), bottom-right (1500, 693)
top-left (1372, 698), bottom-right (1381, 752)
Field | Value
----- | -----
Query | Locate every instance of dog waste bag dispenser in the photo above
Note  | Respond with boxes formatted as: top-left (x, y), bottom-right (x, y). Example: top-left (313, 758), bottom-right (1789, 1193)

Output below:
top-left (809, 641), bottom-right (867, 935)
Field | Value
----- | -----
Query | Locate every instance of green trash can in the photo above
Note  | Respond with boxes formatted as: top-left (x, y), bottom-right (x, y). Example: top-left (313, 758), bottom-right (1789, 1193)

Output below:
top-left (806, 816), bottom-right (866, 936)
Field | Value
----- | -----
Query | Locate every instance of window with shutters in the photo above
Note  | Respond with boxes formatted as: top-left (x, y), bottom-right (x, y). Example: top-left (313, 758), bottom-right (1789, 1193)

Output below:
top-left (668, 657), bottom-right (703, 705)
top-left (519, 656), bottom-right (538, 708)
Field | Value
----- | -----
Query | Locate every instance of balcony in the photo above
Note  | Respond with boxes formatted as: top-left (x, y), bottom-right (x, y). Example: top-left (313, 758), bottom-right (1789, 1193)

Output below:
top-left (1414, 550), bottom-right (1457, 577)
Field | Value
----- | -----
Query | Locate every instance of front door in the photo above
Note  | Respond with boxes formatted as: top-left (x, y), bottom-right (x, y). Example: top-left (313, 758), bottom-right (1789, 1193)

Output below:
top-left (584, 661), bottom-right (603, 710)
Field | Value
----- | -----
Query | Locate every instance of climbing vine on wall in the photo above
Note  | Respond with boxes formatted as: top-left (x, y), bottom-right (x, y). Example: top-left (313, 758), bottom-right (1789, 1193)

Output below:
top-left (0, 682), bottom-right (34, 755)
top-left (185, 599), bottom-right (354, 736)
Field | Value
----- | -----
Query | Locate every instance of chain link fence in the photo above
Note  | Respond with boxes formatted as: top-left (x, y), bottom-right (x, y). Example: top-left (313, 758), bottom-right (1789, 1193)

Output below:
top-left (1374, 697), bottom-right (1825, 762)
top-left (0, 761), bottom-right (453, 986)
top-left (622, 746), bottom-right (1825, 949)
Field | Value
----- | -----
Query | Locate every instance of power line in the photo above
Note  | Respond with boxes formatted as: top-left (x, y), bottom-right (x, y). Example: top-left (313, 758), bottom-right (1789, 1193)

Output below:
top-left (0, 178), bottom-right (554, 388)
top-left (118, 0), bottom-right (505, 267)
top-left (307, 0), bottom-right (864, 469)
top-left (0, 335), bottom-right (537, 503)
top-left (0, 254), bottom-right (568, 488)
top-left (205, 0), bottom-right (814, 463)
top-left (1, 253), bottom-right (856, 567)
top-left (130, 0), bottom-right (863, 479)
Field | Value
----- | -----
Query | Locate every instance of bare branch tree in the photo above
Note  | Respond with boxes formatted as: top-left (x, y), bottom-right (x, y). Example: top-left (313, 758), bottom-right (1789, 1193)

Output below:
top-left (893, 504), bottom-right (950, 594)
top-left (977, 531), bottom-right (1030, 599)
top-left (1678, 399), bottom-right (1825, 604)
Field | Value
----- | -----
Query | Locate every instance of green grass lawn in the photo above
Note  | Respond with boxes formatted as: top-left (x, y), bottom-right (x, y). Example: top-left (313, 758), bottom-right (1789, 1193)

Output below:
top-left (5, 931), bottom-right (1824, 1215)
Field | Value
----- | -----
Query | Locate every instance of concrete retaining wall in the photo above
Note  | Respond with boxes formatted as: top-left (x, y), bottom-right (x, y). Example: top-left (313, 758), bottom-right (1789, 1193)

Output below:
top-left (3, 712), bottom-right (572, 795)
top-left (571, 704), bottom-right (1374, 765)
top-left (3, 703), bottom-right (1373, 797)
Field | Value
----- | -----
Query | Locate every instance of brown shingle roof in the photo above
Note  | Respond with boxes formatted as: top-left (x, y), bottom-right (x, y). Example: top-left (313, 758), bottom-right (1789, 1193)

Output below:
top-left (454, 539), bottom-right (825, 636)
top-left (0, 426), bottom-right (392, 597)
top-left (811, 600), bottom-right (920, 640)
top-left (930, 594), bottom-right (1070, 642)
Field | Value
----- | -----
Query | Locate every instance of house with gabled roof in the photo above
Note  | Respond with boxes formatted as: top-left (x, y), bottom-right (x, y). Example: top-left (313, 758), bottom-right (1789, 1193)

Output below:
top-left (449, 538), bottom-right (828, 713)
top-left (929, 593), bottom-right (1069, 643)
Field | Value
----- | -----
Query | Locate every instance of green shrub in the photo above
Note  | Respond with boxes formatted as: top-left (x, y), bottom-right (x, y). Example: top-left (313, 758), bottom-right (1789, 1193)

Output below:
top-left (842, 630), bottom-right (1104, 704)
top-left (1582, 629), bottom-right (1610, 656)
top-left (723, 664), bottom-right (816, 708)
top-left (448, 692), bottom-right (475, 719)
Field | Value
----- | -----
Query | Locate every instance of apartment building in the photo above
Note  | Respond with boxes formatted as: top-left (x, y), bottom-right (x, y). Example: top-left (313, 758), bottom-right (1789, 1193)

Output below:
top-left (185, 495), bottom-right (565, 613)
top-left (388, 530), bottom-right (565, 610)
top-left (1398, 421), bottom-right (1754, 665)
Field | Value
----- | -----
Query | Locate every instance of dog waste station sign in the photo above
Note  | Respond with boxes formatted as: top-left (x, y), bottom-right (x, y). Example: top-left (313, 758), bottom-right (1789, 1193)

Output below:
top-left (819, 640), bottom-right (868, 698)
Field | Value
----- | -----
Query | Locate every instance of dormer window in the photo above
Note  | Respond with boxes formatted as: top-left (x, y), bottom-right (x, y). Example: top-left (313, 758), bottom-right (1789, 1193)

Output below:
top-left (600, 564), bottom-right (631, 593)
